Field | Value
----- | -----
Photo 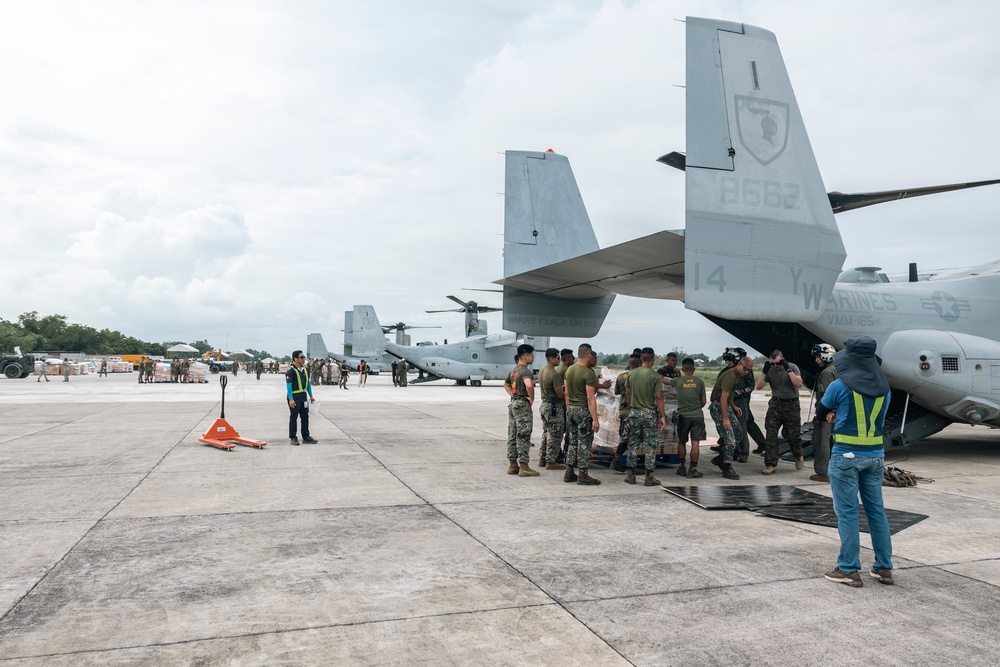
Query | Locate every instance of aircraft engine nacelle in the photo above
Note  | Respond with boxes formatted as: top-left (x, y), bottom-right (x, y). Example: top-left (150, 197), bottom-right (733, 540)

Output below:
top-left (880, 330), bottom-right (1000, 426)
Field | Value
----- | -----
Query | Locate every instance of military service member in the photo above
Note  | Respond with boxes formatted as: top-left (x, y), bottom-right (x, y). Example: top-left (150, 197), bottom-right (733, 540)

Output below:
top-left (563, 343), bottom-right (601, 486)
top-left (99, 357), bottom-right (108, 377)
top-left (675, 357), bottom-right (707, 478)
top-left (709, 356), bottom-right (751, 479)
top-left (624, 347), bottom-right (665, 486)
top-left (610, 352), bottom-right (641, 472)
top-left (339, 360), bottom-right (350, 389)
top-left (755, 350), bottom-right (806, 474)
top-left (504, 344), bottom-right (538, 477)
top-left (255, 358), bottom-right (264, 380)
top-left (396, 359), bottom-right (408, 387)
top-left (810, 343), bottom-right (838, 483)
top-left (536, 348), bottom-right (567, 471)
top-left (656, 351), bottom-right (681, 383)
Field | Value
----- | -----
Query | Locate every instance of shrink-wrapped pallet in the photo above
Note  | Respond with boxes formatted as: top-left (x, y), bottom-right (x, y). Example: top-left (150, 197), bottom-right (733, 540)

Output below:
top-left (592, 368), bottom-right (678, 458)
top-left (187, 361), bottom-right (208, 383)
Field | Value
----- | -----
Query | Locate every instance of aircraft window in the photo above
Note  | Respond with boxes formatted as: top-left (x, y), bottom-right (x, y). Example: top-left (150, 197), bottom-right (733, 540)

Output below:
top-left (941, 356), bottom-right (960, 373)
top-left (472, 353), bottom-right (479, 360)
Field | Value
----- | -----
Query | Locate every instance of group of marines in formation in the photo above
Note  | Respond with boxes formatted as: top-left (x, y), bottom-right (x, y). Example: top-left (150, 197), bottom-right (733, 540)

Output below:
top-left (503, 341), bottom-right (841, 485)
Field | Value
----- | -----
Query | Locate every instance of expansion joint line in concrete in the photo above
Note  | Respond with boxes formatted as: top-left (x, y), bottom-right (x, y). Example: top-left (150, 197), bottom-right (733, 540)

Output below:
top-left (0, 601), bottom-right (559, 662)
top-left (316, 407), bottom-right (637, 667)
top-left (5, 402), bottom-right (123, 441)
top-left (0, 403), bottom-right (219, 624)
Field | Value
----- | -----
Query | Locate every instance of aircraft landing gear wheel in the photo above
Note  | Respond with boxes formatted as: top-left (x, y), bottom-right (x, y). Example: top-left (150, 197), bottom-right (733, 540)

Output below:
top-left (4, 364), bottom-right (22, 379)
top-left (472, 380), bottom-right (482, 387)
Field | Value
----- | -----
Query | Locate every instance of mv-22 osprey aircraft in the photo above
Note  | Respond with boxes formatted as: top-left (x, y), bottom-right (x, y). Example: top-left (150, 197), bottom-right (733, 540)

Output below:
top-left (496, 16), bottom-right (1000, 448)
top-left (319, 302), bottom-right (548, 386)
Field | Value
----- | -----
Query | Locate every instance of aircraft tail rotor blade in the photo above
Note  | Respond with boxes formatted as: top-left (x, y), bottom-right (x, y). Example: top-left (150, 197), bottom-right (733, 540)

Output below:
top-left (829, 178), bottom-right (1000, 213)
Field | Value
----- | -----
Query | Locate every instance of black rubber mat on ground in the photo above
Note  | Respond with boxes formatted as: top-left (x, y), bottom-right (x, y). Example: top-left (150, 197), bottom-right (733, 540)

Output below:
top-left (660, 484), bottom-right (815, 510)
top-left (751, 489), bottom-right (928, 535)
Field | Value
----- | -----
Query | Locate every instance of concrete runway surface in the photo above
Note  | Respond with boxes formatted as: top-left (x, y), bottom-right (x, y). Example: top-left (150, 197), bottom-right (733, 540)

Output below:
top-left (1, 371), bottom-right (999, 665)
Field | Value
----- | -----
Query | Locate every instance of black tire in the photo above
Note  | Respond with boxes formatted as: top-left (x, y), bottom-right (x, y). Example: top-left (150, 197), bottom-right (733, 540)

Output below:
top-left (472, 380), bottom-right (482, 387)
top-left (210, 365), bottom-right (220, 374)
top-left (4, 363), bottom-right (22, 379)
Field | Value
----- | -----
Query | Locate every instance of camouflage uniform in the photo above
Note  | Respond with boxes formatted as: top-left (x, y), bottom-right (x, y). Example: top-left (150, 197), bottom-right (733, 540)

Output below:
top-left (761, 362), bottom-right (805, 467)
top-left (627, 408), bottom-right (659, 471)
top-left (540, 400), bottom-right (564, 464)
top-left (506, 398), bottom-right (534, 464)
top-left (505, 363), bottom-right (534, 464)
top-left (566, 405), bottom-right (594, 470)
top-left (709, 401), bottom-right (744, 465)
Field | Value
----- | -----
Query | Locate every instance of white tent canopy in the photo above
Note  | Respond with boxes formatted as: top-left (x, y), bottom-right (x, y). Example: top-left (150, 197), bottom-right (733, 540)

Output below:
top-left (166, 343), bottom-right (199, 353)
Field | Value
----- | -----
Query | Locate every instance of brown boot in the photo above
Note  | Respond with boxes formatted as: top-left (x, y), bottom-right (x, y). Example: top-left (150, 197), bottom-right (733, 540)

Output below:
top-left (545, 461), bottom-right (567, 470)
top-left (644, 471), bottom-right (661, 486)
top-left (577, 469), bottom-right (601, 486)
top-left (518, 463), bottom-right (540, 477)
top-left (507, 459), bottom-right (519, 475)
top-left (538, 456), bottom-right (547, 467)
top-left (563, 466), bottom-right (578, 483)
top-left (624, 468), bottom-right (637, 485)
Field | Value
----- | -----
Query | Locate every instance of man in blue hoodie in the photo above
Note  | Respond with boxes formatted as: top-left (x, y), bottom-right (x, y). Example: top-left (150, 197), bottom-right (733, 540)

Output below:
top-left (817, 335), bottom-right (894, 587)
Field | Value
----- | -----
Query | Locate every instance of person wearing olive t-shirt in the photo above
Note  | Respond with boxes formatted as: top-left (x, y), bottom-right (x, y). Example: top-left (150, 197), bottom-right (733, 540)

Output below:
top-left (536, 348), bottom-right (567, 471)
top-left (709, 357), bottom-right (752, 479)
top-left (624, 348), bottom-right (666, 486)
top-left (563, 343), bottom-right (602, 486)
top-left (754, 349), bottom-right (806, 474)
top-left (504, 344), bottom-right (538, 477)
top-left (675, 358), bottom-right (707, 478)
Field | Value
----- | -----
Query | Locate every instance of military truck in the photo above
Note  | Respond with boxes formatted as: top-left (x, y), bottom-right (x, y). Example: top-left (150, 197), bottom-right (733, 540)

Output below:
top-left (1, 352), bottom-right (35, 379)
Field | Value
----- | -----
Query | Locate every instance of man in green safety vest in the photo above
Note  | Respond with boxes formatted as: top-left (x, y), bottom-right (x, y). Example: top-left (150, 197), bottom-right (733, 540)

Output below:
top-left (286, 350), bottom-right (318, 446)
top-left (817, 335), bottom-right (894, 588)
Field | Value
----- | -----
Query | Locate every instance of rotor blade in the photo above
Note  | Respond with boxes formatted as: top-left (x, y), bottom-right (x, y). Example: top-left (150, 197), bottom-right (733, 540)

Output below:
top-left (828, 178), bottom-right (1000, 213)
top-left (425, 308), bottom-right (464, 314)
top-left (400, 325), bottom-right (442, 330)
top-left (656, 150), bottom-right (1000, 215)
top-left (446, 295), bottom-right (470, 309)
top-left (475, 306), bottom-right (503, 313)
top-left (462, 288), bottom-right (503, 293)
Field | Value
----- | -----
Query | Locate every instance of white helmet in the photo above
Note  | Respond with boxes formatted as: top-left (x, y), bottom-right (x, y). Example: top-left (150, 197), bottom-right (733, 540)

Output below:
top-left (812, 343), bottom-right (835, 364)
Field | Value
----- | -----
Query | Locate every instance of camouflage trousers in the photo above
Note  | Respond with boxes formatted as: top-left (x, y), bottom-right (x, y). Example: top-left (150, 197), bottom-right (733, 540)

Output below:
top-left (627, 408), bottom-right (659, 471)
top-left (506, 398), bottom-right (533, 463)
top-left (540, 399), bottom-right (565, 463)
top-left (708, 401), bottom-right (743, 466)
top-left (764, 397), bottom-right (803, 467)
top-left (566, 405), bottom-right (594, 470)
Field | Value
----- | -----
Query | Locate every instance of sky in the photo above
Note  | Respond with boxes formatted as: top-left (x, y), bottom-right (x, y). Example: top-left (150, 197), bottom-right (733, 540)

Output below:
top-left (3, 0), bottom-right (1000, 358)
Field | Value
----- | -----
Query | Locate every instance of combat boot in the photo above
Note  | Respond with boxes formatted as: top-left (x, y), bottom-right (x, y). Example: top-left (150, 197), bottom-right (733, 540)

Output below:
top-left (644, 471), bottom-right (661, 486)
top-left (538, 456), bottom-right (547, 467)
top-left (507, 459), bottom-right (520, 475)
top-left (545, 461), bottom-right (567, 470)
top-left (624, 468), bottom-right (637, 484)
top-left (687, 463), bottom-right (704, 478)
top-left (577, 469), bottom-right (601, 486)
top-left (563, 466), bottom-right (578, 483)
top-left (676, 460), bottom-right (687, 476)
top-left (722, 466), bottom-right (740, 480)
top-left (518, 463), bottom-right (540, 477)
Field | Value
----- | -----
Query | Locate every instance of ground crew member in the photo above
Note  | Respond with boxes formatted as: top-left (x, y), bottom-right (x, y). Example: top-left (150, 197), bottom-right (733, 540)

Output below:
top-left (232, 358), bottom-right (239, 377)
top-left (38, 358), bottom-right (49, 382)
top-left (624, 347), bottom-right (665, 486)
top-left (99, 357), bottom-right (108, 377)
top-left (657, 351), bottom-right (681, 382)
top-left (811, 343), bottom-right (838, 482)
top-left (286, 350), bottom-right (317, 446)
top-left (610, 352), bottom-right (641, 472)
top-left (339, 361), bottom-right (350, 389)
top-left (818, 335), bottom-right (894, 587)
top-left (391, 361), bottom-right (399, 387)
top-left (504, 344), bottom-right (538, 477)
top-left (675, 357), bottom-right (707, 478)
top-left (556, 348), bottom-right (575, 462)
top-left (170, 359), bottom-right (179, 383)
top-left (358, 360), bottom-right (368, 387)
top-left (180, 358), bottom-right (189, 383)
top-left (755, 350), bottom-right (806, 474)
top-left (255, 359), bottom-right (264, 380)
top-left (62, 358), bottom-right (70, 382)
top-left (709, 357), bottom-right (750, 479)
top-left (563, 343), bottom-right (601, 486)
top-left (536, 347), bottom-right (567, 471)
top-left (397, 359), bottom-right (408, 387)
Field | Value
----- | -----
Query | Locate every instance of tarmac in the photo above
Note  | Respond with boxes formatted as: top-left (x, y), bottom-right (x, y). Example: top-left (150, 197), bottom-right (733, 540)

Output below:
top-left (2, 370), bottom-right (1000, 666)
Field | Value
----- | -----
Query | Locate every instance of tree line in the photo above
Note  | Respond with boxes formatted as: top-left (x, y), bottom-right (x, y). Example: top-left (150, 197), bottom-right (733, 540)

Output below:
top-left (0, 312), bottom-right (274, 360)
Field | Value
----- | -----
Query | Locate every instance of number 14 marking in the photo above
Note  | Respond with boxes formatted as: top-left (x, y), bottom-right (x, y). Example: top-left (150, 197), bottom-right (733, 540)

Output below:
top-left (693, 264), bottom-right (726, 292)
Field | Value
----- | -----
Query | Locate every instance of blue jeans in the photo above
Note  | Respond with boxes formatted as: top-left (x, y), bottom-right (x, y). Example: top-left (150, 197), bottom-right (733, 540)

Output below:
top-left (829, 454), bottom-right (893, 573)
